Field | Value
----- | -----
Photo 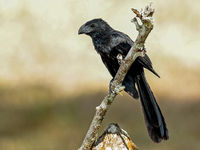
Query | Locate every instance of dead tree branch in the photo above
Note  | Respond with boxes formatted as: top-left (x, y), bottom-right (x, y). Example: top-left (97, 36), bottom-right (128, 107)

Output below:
top-left (79, 3), bottom-right (155, 150)
top-left (92, 123), bottom-right (138, 150)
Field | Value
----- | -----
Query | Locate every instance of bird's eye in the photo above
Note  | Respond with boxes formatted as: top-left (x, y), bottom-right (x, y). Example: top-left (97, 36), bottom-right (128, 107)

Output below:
top-left (90, 24), bottom-right (95, 28)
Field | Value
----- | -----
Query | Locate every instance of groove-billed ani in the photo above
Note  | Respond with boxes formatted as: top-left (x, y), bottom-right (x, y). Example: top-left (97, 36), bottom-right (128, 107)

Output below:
top-left (78, 18), bottom-right (168, 143)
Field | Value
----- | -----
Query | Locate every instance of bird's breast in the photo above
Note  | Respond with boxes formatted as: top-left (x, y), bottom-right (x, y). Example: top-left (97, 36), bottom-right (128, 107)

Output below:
top-left (94, 44), bottom-right (111, 56)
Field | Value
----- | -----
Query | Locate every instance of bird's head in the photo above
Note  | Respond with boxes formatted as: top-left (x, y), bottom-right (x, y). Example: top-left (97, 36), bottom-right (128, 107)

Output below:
top-left (78, 18), bottom-right (111, 36)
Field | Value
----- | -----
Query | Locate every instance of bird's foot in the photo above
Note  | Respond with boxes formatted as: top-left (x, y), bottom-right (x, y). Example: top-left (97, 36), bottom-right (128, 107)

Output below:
top-left (109, 79), bottom-right (125, 95)
top-left (117, 54), bottom-right (124, 65)
top-left (109, 79), bottom-right (114, 93)
top-left (114, 85), bottom-right (125, 95)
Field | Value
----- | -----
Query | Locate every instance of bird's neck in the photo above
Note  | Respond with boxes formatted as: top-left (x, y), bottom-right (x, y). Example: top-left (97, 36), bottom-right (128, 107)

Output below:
top-left (90, 31), bottom-right (106, 41)
top-left (90, 32), bottom-right (111, 54)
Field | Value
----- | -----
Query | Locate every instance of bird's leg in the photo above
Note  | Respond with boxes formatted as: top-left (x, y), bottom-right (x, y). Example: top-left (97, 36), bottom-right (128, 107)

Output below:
top-left (109, 79), bottom-right (124, 96)
top-left (117, 53), bottom-right (123, 65)
top-left (109, 78), bottom-right (114, 93)
top-left (136, 43), bottom-right (145, 52)
top-left (143, 46), bottom-right (147, 53)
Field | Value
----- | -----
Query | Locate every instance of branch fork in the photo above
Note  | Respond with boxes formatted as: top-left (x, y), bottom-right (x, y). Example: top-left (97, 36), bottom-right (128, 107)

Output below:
top-left (79, 3), bottom-right (155, 150)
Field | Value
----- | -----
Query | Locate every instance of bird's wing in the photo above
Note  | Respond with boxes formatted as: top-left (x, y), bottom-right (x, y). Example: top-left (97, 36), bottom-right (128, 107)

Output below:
top-left (109, 31), bottom-right (160, 77)
top-left (100, 55), bottom-right (119, 77)
top-left (110, 31), bottom-right (134, 55)
top-left (137, 55), bottom-right (160, 78)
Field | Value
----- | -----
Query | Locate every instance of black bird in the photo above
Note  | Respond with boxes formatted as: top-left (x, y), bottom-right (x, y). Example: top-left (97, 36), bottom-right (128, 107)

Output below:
top-left (78, 18), bottom-right (168, 143)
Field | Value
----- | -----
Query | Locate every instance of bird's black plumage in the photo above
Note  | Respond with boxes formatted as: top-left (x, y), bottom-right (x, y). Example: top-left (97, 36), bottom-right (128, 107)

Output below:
top-left (78, 18), bottom-right (169, 143)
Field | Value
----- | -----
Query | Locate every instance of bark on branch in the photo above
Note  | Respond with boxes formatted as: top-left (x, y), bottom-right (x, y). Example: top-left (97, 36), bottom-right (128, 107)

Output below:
top-left (92, 123), bottom-right (138, 150)
top-left (79, 3), bottom-right (154, 150)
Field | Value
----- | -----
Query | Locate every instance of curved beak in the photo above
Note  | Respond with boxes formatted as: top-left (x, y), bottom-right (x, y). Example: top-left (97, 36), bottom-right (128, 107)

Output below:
top-left (78, 24), bottom-right (86, 35)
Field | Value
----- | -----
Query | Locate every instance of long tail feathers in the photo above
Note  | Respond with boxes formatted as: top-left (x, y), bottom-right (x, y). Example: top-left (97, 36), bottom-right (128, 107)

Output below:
top-left (123, 75), bottom-right (139, 99)
top-left (136, 71), bottom-right (169, 142)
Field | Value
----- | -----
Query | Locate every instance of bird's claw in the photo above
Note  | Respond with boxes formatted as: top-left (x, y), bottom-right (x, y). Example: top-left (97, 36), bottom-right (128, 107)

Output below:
top-left (109, 79), bottom-right (125, 95)
top-left (115, 85), bottom-right (125, 95)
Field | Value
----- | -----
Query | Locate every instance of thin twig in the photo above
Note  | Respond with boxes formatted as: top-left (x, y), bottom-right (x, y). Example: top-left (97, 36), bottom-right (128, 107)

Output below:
top-left (79, 3), bottom-right (155, 150)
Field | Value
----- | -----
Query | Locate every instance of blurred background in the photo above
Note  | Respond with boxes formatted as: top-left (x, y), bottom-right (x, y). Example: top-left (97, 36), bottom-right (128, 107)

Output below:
top-left (0, 0), bottom-right (200, 150)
